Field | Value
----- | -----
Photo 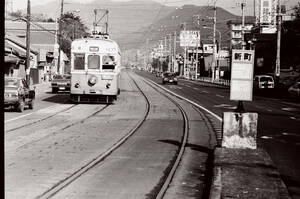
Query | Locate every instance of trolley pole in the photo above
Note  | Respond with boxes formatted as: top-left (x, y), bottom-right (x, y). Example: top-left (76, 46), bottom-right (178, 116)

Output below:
top-left (26, 0), bottom-right (31, 85)
top-left (57, 0), bottom-right (64, 75)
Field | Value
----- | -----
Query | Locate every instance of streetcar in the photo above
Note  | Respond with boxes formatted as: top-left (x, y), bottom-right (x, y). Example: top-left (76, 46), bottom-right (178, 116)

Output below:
top-left (70, 33), bottom-right (121, 103)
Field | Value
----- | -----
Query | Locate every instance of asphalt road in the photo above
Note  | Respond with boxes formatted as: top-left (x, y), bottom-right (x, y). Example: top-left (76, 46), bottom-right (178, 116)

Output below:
top-left (5, 71), bottom-right (215, 199)
top-left (136, 70), bottom-right (300, 199)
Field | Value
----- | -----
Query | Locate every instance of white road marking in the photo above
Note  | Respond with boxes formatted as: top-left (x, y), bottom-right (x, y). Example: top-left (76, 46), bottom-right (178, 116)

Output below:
top-left (261, 136), bottom-right (273, 139)
top-left (282, 132), bottom-right (300, 137)
top-left (214, 104), bottom-right (231, 108)
top-left (282, 107), bottom-right (299, 111)
top-left (290, 116), bottom-right (296, 120)
top-left (194, 88), bottom-right (200, 90)
top-left (5, 104), bottom-right (58, 123)
top-left (214, 104), bottom-right (236, 110)
top-left (267, 109), bottom-right (273, 112)
top-left (201, 90), bottom-right (209, 93)
top-left (216, 94), bottom-right (225, 98)
top-left (5, 112), bottom-right (35, 123)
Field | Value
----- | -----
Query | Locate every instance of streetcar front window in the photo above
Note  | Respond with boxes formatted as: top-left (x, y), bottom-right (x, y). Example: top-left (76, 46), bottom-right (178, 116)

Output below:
top-left (88, 55), bottom-right (100, 69)
top-left (74, 54), bottom-right (85, 70)
top-left (102, 55), bottom-right (116, 70)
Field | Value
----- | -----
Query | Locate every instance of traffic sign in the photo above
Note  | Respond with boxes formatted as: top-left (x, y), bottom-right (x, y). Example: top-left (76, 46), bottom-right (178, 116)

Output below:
top-left (230, 49), bottom-right (255, 101)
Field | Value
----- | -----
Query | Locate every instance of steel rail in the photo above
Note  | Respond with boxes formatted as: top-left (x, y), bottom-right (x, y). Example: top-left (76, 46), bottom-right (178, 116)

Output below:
top-left (139, 75), bottom-right (221, 199)
top-left (36, 72), bottom-right (150, 199)
top-left (137, 76), bottom-right (190, 199)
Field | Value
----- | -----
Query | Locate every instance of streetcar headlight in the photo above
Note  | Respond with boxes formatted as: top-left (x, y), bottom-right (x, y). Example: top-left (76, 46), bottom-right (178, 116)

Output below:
top-left (74, 83), bottom-right (80, 88)
top-left (106, 83), bottom-right (111, 89)
top-left (88, 76), bottom-right (98, 87)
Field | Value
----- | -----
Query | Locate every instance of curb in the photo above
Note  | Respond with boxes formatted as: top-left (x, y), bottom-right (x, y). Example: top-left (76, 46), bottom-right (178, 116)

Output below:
top-left (209, 147), bottom-right (291, 199)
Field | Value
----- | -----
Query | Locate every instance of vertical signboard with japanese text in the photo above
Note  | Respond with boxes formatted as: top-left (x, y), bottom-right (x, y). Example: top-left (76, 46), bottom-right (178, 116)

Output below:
top-left (259, 0), bottom-right (277, 25)
top-left (230, 50), bottom-right (255, 101)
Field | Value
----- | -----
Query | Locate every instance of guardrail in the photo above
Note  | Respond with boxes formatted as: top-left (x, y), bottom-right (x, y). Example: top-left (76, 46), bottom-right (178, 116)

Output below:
top-left (194, 77), bottom-right (231, 87)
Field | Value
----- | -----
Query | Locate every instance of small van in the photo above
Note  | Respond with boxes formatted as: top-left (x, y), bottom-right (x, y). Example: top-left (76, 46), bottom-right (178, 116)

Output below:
top-left (253, 75), bottom-right (275, 89)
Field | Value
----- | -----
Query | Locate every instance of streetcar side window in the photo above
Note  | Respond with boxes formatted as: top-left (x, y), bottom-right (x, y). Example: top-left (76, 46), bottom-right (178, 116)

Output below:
top-left (102, 55), bottom-right (115, 70)
top-left (88, 55), bottom-right (100, 69)
top-left (74, 54), bottom-right (85, 70)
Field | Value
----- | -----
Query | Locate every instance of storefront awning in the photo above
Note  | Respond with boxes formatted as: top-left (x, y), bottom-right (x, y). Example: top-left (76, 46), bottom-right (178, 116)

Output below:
top-left (5, 55), bottom-right (20, 64)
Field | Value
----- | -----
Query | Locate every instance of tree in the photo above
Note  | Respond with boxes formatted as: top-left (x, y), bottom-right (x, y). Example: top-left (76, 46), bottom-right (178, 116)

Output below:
top-left (60, 12), bottom-right (89, 58)
top-left (10, 10), bottom-right (24, 18)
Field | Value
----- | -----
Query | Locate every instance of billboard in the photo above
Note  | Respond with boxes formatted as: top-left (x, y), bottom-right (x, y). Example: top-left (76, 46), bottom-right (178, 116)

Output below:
top-left (180, 30), bottom-right (200, 47)
top-left (259, 0), bottom-right (277, 25)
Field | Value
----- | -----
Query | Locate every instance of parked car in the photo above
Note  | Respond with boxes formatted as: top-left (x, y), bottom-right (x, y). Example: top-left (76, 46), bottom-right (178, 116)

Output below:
top-left (4, 77), bottom-right (35, 112)
top-left (253, 75), bottom-right (275, 90)
top-left (51, 74), bottom-right (71, 93)
top-left (162, 72), bottom-right (178, 85)
top-left (288, 81), bottom-right (300, 99)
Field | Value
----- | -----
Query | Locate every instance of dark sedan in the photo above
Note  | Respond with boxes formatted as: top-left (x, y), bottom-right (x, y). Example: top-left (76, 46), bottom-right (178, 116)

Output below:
top-left (51, 74), bottom-right (71, 93)
top-left (162, 72), bottom-right (178, 85)
top-left (4, 77), bottom-right (35, 112)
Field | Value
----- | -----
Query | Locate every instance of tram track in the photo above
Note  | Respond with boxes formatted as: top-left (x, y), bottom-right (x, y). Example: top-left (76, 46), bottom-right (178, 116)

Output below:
top-left (37, 72), bottom-right (216, 199)
top-left (10, 71), bottom-right (216, 199)
top-left (5, 103), bottom-right (78, 133)
top-left (36, 73), bottom-right (151, 199)
top-left (139, 75), bottom-right (218, 199)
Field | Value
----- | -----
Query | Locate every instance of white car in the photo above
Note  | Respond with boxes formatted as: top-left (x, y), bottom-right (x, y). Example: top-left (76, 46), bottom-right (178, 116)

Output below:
top-left (288, 81), bottom-right (300, 99)
top-left (253, 75), bottom-right (275, 89)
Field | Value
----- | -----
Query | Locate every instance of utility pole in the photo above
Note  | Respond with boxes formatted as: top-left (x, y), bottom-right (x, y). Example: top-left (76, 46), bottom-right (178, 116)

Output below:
top-left (241, 1), bottom-right (246, 49)
top-left (168, 34), bottom-right (172, 72)
top-left (183, 22), bottom-right (187, 77)
top-left (194, 15), bottom-right (201, 79)
top-left (57, 0), bottom-right (64, 75)
top-left (26, 0), bottom-right (31, 85)
top-left (212, 1), bottom-right (217, 82)
top-left (173, 31), bottom-right (176, 73)
top-left (275, 0), bottom-right (281, 85)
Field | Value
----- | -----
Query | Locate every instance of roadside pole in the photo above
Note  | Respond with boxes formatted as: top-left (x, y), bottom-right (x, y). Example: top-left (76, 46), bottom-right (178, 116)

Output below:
top-left (26, 0), bottom-right (31, 85)
top-left (57, 0), bottom-right (64, 75)
top-left (173, 30), bottom-right (176, 73)
top-left (183, 22), bottom-right (187, 78)
top-left (195, 31), bottom-right (199, 79)
top-left (275, 0), bottom-right (281, 87)
top-left (212, 2), bottom-right (217, 83)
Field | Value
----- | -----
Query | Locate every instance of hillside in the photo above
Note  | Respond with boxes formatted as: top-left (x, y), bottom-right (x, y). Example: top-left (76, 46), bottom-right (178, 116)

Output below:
top-left (119, 4), bottom-right (249, 50)
top-left (28, 0), bottom-right (254, 51)
top-left (29, 0), bottom-right (176, 43)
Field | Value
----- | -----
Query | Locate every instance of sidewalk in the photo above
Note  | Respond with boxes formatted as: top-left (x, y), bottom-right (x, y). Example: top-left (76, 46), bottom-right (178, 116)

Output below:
top-left (210, 148), bottom-right (291, 199)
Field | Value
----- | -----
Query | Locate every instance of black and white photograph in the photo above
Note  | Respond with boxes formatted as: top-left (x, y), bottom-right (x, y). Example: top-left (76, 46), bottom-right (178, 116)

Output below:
top-left (4, 0), bottom-right (300, 198)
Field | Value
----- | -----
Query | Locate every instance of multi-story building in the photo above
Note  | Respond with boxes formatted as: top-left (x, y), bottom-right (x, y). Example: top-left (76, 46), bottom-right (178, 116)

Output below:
top-left (227, 18), bottom-right (255, 49)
